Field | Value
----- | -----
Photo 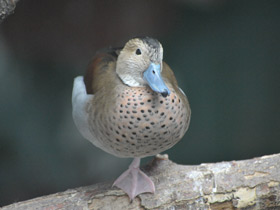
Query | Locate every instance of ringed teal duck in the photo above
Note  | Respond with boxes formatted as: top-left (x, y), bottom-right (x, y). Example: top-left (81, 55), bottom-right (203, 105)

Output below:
top-left (72, 37), bottom-right (191, 200)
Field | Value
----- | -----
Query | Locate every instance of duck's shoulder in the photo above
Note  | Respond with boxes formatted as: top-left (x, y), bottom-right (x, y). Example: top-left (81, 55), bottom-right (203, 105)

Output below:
top-left (162, 61), bottom-right (189, 102)
top-left (84, 47), bottom-right (123, 94)
top-left (162, 61), bottom-right (178, 88)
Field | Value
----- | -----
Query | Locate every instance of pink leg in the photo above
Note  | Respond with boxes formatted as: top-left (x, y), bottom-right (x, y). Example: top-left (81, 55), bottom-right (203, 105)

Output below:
top-left (113, 158), bottom-right (155, 200)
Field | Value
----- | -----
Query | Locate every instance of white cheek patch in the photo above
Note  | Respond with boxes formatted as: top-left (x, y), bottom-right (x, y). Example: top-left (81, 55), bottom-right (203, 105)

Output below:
top-left (120, 74), bottom-right (143, 87)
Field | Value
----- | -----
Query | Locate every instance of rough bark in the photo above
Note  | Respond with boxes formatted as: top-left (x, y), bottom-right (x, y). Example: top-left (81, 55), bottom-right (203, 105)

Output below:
top-left (0, 0), bottom-right (19, 23)
top-left (2, 153), bottom-right (280, 210)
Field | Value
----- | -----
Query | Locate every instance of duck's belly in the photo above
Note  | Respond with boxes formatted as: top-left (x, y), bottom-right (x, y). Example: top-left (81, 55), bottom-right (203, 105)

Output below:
top-left (93, 87), bottom-right (189, 158)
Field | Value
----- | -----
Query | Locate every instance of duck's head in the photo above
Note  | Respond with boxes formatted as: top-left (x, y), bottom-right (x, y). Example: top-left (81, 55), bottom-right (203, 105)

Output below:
top-left (116, 37), bottom-right (170, 97)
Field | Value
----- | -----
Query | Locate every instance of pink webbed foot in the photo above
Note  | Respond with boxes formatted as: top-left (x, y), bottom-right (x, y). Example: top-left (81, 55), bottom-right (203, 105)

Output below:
top-left (113, 158), bottom-right (155, 200)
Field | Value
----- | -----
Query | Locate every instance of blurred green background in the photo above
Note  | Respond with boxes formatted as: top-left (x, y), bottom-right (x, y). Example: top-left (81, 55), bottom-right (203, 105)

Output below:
top-left (0, 0), bottom-right (279, 206)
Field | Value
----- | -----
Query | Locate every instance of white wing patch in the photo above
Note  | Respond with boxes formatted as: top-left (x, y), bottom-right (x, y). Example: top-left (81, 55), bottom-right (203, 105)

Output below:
top-left (72, 76), bottom-right (102, 148)
top-left (178, 87), bottom-right (186, 96)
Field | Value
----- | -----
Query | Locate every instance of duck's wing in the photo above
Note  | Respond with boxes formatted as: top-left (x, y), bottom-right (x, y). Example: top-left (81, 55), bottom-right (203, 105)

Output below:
top-left (84, 47), bottom-right (122, 94)
top-left (72, 48), bottom-right (122, 148)
top-left (72, 76), bottom-right (102, 146)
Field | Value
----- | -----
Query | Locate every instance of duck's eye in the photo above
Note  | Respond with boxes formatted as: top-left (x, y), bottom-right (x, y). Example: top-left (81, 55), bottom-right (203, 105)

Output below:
top-left (136, 48), bottom-right (142, 55)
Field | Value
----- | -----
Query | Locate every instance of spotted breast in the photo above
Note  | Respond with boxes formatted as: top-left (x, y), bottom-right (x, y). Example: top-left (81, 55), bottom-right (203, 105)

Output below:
top-left (87, 72), bottom-right (190, 157)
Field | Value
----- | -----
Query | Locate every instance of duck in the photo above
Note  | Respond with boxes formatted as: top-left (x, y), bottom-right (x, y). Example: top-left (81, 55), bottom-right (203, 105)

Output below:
top-left (72, 37), bottom-right (191, 200)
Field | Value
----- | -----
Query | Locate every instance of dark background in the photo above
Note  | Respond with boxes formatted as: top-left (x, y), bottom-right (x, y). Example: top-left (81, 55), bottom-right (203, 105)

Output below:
top-left (0, 0), bottom-right (279, 206)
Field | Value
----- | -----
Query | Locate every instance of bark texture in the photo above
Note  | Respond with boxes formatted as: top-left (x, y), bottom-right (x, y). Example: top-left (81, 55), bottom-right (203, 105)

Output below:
top-left (0, 0), bottom-right (19, 23)
top-left (2, 153), bottom-right (280, 210)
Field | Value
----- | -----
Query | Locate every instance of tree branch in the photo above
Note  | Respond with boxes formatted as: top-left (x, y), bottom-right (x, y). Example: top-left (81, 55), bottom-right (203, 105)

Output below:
top-left (2, 153), bottom-right (280, 209)
top-left (0, 0), bottom-right (19, 23)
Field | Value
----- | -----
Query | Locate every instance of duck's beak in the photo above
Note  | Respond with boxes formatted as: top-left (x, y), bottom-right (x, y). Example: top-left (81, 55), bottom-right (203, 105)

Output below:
top-left (143, 63), bottom-right (171, 97)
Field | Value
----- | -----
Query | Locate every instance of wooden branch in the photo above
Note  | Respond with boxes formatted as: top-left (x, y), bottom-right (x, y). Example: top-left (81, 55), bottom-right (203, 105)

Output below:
top-left (0, 0), bottom-right (19, 23)
top-left (2, 153), bottom-right (280, 209)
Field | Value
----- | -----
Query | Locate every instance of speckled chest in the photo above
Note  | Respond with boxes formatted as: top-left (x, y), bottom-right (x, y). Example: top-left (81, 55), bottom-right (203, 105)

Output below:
top-left (91, 86), bottom-right (189, 158)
